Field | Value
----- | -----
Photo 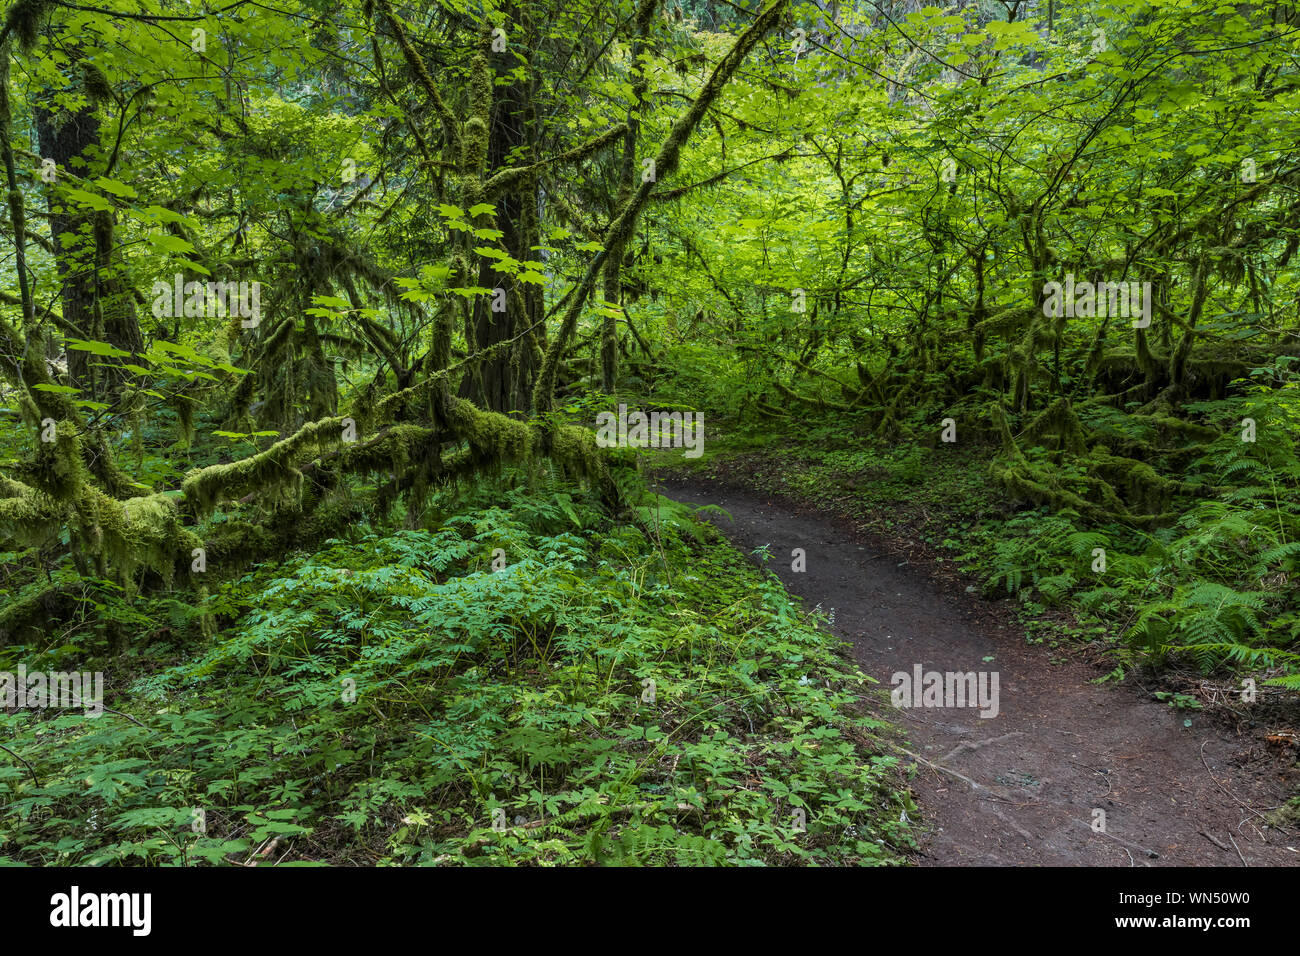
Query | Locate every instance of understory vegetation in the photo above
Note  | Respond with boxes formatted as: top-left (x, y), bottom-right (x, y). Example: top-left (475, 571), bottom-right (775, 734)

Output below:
top-left (2, 0), bottom-right (1298, 864)
top-left (3, 482), bottom-right (912, 864)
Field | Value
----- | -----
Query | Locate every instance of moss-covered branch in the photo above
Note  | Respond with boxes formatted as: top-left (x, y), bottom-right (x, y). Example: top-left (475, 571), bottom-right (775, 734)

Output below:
top-left (484, 124), bottom-right (629, 199)
top-left (533, 0), bottom-right (790, 415)
top-left (373, 0), bottom-right (461, 159)
top-left (181, 417), bottom-right (352, 517)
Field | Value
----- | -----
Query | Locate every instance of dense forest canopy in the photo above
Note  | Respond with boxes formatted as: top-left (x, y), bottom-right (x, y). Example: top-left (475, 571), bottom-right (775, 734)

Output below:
top-left (0, 0), bottom-right (1297, 865)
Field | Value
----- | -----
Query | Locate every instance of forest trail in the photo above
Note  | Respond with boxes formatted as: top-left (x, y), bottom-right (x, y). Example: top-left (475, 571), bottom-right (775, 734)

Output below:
top-left (659, 477), bottom-right (1298, 866)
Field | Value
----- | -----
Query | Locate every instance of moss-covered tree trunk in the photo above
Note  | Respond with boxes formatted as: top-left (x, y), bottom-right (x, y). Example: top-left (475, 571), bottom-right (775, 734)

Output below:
top-left (35, 58), bottom-right (141, 396)
top-left (461, 5), bottom-right (538, 414)
top-left (601, 0), bottom-right (659, 394)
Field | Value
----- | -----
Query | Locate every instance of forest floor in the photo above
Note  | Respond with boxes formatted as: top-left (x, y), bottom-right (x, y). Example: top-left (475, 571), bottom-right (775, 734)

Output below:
top-left (656, 471), bottom-right (1300, 866)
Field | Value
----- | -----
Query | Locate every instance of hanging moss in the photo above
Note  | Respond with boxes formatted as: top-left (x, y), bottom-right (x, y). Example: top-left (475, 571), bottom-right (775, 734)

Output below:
top-left (1087, 449), bottom-right (1199, 515)
top-left (181, 416), bottom-right (351, 517)
top-left (989, 403), bottom-right (1025, 463)
top-left (175, 388), bottom-right (628, 565)
top-left (202, 517), bottom-right (276, 571)
top-left (1021, 397), bottom-right (1087, 455)
top-left (68, 487), bottom-right (200, 589)
top-left (26, 421), bottom-right (86, 501)
top-left (990, 461), bottom-right (1102, 518)
top-left (12, 418), bottom-right (136, 501)
top-left (261, 314), bottom-right (296, 356)
top-left (368, 372), bottom-right (435, 425)
top-left (547, 421), bottom-right (616, 487)
top-left (871, 380), bottom-right (915, 439)
top-left (485, 124), bottom-right (628, 199)
top-left (1125, 413), bottom-right (1219, 441)
top-left (0, 475), bottom-right (60, 547)
top-left (773, 380), bottom-right (852, 412)
top-left (988, 397), bottom-right (1191, 527)
top-left (0, 583), bottom-right (84, 646)
top-left (445, 396), bottom-right (533, 466)
top-left (84, 429), bottom-right (138, 498)
top-left (3, 0), bottom-right (55, 49)
top-left (342, 423), bottom-right (428, 471)
top-left (373, 0), bottom-right (461, 158)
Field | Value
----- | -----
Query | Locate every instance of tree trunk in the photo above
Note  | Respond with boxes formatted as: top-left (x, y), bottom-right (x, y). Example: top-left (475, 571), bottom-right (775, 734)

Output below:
top-left (35, 72), bottom-right (141, 396)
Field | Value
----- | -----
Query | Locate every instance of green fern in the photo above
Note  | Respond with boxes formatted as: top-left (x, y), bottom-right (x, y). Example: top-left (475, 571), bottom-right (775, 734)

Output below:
top-left (1256, 540), bottom-right (1300, 572)
top-left (1136, 582), bottom-right (1270, 671)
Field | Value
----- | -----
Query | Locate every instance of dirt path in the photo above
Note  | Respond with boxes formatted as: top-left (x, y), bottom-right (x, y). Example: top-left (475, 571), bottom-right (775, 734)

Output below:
top-left (659, 477), bottom-right (1298, 867)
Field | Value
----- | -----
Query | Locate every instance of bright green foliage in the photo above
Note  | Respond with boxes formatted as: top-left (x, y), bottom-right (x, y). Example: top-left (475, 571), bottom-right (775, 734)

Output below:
top-left (2, 0), bottom-right (1300, 865)
top-left (0, 484), bottom-right (912, 865)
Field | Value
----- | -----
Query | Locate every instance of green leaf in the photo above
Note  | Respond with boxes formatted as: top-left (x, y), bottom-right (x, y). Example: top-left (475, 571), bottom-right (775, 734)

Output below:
top-left (148, 233), bottom-right (197, 255)
top-left (61, 188), bottom-right (114, 211)
top-left (94, 176), bottom-right (138, 199)
top-left (65, 338), bottom-right (133, 358)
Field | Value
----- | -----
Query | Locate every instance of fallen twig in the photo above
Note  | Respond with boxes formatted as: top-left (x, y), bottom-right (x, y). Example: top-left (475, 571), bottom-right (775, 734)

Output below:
top-left (1199, 829), bottom-right (1230, 852)
top-left (1228, 833), bottom-right (1248, 867)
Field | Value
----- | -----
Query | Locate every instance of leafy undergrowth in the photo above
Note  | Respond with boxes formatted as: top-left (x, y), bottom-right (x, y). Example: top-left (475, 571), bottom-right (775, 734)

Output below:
top-left (0, 480), bottom-right (914, 866)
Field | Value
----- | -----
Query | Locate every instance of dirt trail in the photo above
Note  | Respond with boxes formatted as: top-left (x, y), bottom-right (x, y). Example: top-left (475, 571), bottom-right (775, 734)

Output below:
top-left (659, 477), bottom-right (1298, 867)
